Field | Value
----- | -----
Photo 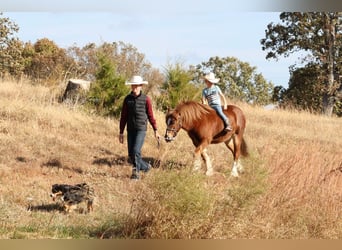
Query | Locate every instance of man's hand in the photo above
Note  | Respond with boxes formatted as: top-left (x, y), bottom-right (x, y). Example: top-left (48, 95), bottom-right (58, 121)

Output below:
top-left (119, 134), bottom-right (124, 144)
top-left (155, 130), bottom-right (161, 148)
top-left (154, 130), bottom-right (161, 140)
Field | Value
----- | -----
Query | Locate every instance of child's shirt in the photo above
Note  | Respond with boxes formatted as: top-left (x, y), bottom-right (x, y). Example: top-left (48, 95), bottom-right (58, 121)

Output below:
top-left (202, 85), bottom-right (222, 106)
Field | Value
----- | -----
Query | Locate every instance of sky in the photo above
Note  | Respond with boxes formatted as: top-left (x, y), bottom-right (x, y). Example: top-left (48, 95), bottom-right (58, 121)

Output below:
top-left (3, 0), bottom-right (339, 88)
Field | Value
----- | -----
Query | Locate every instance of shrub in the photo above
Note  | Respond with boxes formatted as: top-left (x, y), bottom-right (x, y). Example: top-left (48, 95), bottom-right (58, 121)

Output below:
top-left (124, 170), bottom-right (216, 238)
top-left (87, 53), bottom-right (128, 117)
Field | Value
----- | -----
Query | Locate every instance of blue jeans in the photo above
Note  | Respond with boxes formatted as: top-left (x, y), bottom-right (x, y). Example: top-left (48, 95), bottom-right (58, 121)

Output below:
top-left (127, 130), bottom-right (150, 176)
top-left (211, 104), bottom-right (229, 127)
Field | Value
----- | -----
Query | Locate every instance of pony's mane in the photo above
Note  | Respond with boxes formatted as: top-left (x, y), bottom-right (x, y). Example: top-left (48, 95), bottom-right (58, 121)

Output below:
top-left (175, 101), bottom-right (212, 124)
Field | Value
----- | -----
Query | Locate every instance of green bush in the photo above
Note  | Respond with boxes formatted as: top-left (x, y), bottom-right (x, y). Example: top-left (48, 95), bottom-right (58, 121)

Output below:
top-left (125, 170), bottom-right (215, 238)
top-left (87, 53), bottom-right (128, 117)
top-left (156, 63), bottom-right (201, 111)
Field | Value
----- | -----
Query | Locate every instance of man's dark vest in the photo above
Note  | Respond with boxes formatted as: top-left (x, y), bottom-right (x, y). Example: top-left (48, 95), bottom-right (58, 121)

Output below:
top-left (125, 92), bottom-right (147, 131)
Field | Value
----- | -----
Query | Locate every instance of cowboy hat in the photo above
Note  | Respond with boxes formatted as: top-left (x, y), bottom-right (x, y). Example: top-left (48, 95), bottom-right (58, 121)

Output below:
top-left (125, 75), bottom-right (148, 85)
top-left (204, 72), bottom-right (220, 84)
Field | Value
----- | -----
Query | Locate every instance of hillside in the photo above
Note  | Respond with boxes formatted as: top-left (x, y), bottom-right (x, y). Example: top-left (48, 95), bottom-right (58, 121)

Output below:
top-left (0, 80), bottom-right (341, 239)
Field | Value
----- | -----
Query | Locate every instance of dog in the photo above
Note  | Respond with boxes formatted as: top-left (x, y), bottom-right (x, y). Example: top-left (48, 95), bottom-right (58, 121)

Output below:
top-left (50, 183), bottom-right (95, 213)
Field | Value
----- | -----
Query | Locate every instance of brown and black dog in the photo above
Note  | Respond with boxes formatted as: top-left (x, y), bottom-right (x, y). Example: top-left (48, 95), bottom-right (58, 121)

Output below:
top-left (50, 183), bottom-right (95, 213)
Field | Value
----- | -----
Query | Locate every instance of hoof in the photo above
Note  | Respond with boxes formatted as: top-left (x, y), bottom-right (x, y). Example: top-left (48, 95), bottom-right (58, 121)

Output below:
top-left (192, 167), bottom-right (201, 172)
top-left (230, 171), bottom-right (239, 178)
top-left (193, 160), bottom-right (202, 172)
top-left (237, 165), bottom-right (244, 173)
top-left (206, 170), bottom-right (214, 176)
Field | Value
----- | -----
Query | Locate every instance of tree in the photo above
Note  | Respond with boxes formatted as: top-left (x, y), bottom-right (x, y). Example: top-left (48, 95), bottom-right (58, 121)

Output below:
top-left (193, 56), bottom-right (274, 105)
top-left (66, 43), bottom-right (98, 81)
top-left (156, 62), bottom-right (201, 111)
top-left (0, 12), bottom-right (23, 78)
top-left (261, 12), bottom-right (342, 116)
top-left (272, 85), bottom-right (286, 103)
top-left (87, 53), bottom-right (128, 117)
top-left (24, 38), bottom-right (73, 85)
top-left (279, 64), bottom-right (342, 116)
top-left (66, 41), bottom-right (164, 92)
top-left (281, 64), bottom-right (324, 112)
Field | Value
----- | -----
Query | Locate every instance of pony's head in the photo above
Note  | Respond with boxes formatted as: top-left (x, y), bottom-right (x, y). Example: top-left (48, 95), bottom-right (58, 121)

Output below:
top-left (164, 109), bottom-right (182, 142)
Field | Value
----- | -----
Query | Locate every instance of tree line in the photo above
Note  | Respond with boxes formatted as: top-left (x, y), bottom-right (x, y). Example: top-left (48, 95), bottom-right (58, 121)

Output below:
top-left (0, 12), bottom-right (340, 117)
top-left (262, 12), bottom-right (341, 116)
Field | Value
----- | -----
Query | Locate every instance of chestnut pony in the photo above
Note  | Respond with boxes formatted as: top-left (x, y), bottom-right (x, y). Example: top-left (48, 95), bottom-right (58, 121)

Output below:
top-left (165, 101), bottom-right (248, 177)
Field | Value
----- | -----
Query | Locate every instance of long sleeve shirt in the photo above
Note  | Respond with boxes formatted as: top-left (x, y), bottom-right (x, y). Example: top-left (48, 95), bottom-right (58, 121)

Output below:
top-left (119, 92), bottom-right (157, 134)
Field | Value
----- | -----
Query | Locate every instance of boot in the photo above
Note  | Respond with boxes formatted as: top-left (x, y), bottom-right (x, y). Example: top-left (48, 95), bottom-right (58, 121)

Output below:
top-left (224, 121), bottom-right (232, 131)
top-left (130, 168), bottom-right (139, 180)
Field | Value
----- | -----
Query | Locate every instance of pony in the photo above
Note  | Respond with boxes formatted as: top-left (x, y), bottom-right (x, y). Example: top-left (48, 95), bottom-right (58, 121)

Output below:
top-left (164, 101), bottom-right (248, 177)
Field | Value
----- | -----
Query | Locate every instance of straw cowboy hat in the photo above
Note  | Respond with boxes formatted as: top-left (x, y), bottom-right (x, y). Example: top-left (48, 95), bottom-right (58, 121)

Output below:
top-left (204, 72), bottom-right (220, 84)
top-left (125, 75), bottom-right (148, 85)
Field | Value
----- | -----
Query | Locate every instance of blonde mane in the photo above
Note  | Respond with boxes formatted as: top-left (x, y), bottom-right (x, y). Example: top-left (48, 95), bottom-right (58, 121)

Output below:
top-left (176, 101), bottom-right (212, 124)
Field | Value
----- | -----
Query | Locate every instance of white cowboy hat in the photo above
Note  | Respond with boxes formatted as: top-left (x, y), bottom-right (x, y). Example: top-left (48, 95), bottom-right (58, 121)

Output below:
top-left (204, 72), bottom-right (220, 83)
top-left (125, 75), bottom-right (148, 85)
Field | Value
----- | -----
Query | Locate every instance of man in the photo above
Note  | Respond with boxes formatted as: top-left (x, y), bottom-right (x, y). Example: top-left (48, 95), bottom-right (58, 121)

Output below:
top-left (119, 75), bottom-right (160, 179)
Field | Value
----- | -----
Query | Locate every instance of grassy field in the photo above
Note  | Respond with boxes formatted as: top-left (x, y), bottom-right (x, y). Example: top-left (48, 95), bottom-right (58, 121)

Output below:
top-left (0, 80), bottom-right (341, 239)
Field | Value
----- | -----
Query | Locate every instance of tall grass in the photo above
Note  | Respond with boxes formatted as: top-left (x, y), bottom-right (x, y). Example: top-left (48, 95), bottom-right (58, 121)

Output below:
top-left (0, 80), bottom-right (341, 239)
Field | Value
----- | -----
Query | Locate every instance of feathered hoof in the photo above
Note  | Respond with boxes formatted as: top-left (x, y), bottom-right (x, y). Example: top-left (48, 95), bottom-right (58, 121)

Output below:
top-left (230, 171), bottom-right (240, 178)
top-left (206, 170), bottom-right (214, 176)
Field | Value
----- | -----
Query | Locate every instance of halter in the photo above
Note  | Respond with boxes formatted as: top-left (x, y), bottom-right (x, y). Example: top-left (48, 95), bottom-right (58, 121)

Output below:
top-left (165, 114), bottom-right (182, 141)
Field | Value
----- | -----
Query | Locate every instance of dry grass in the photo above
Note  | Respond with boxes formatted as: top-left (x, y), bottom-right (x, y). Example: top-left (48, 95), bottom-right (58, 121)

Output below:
top-left (0, 80), bottom-right (341, 239)
top-left (239, 103), bottom-right (341, 238)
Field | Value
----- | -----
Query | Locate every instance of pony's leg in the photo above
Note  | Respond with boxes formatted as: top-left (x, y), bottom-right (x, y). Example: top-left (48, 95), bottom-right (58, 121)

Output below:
top-left (231, 161), bottom-right (239, 177)
top-left (193, 142), bottom-right (210, 173)
top-left (231, 134), bottom-right (244, 177)
top-left (224, 139), bottom-right (240, 177)
top-left (193, 147), bottom-right (202, 172)
top-left (237, 159), bottom-right (244, 172)
top-left (224, 139), bottom-right (234, 155)
top-left (193, 153), bottom-right (202, 172)
top-left (201, 148), bottom-right (214, 176)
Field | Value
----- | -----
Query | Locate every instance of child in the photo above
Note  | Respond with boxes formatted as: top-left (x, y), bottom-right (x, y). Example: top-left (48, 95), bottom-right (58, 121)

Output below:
top-left (202, 72), bottom-right (232, 131)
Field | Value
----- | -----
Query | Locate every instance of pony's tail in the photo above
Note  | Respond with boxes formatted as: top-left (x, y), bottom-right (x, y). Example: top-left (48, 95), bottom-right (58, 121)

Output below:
top-left (241, 138), bottom-right (249, 157)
